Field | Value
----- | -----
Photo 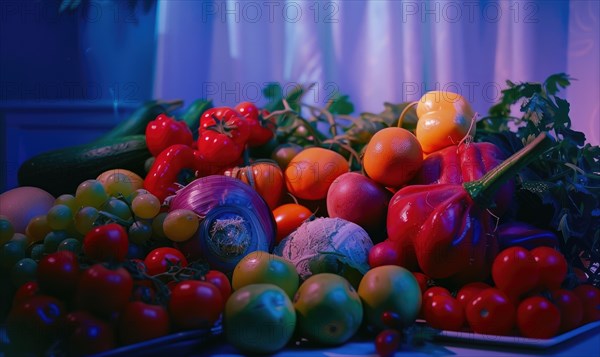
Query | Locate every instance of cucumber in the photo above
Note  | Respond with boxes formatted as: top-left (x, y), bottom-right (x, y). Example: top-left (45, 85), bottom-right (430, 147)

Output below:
top-left (18, 135), bottom-right (151, 197)
top-left (95, 99), bottom-right (184, 142)
top-left (180, 99), bottom-right (213, 139)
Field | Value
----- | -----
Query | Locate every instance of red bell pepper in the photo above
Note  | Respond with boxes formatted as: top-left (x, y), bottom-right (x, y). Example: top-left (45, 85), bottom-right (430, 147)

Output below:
top-left (145, 114), bottom-right (194, 156)
top-left (198, 108), bottom-right (250, 165)
top-left (234, 102), bottom-right (275, 147)
top-left (371, 134), bottom-right (554, 284)
top-left (413, 142), bottom-right (514, 215)
top-left (143, 144), bottom-right (225, 203)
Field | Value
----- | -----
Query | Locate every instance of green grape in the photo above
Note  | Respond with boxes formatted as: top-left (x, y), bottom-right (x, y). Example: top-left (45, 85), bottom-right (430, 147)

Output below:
top-left (74, 207), bottom-right (99, 235)
top-left (163, 209), bottom-right (199, 242)
top-left (30, 244), bottom-right (45, 261)
top-left (0, 216), bottom-right (15, 246)
top-left (151, 212), bottom-right (168, 239)
top-left (57, 238), bottom-right (82, 254)
top-left (25, 215), bottom-right (51, 244)
top-left (102, 198), bottom-right (132, 221)
top-left (128, 221), bottom-right (153, 245)
top-left (0, 240), bottom-right (26, 271)
top-left (55, 194), bottom-right (79, 212)
top-left (11, 258), bottom-right (37, 287)
top-left (10, 233), bottom-right (30, 248)
top-left (75, 179), bottom-right (108, 208)
top-left (104, 172), bottom-right (136, 198)
top-left (46, 204), bottom-right (73, 231)
top-left (43, 231), bottom-right (68, 253)
top-left (132, 194), bottom-right (161, 219)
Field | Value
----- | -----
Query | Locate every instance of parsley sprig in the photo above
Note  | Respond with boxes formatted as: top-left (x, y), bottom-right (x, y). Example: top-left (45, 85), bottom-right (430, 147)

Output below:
top-left (478, 73), bottom-right (600, 286)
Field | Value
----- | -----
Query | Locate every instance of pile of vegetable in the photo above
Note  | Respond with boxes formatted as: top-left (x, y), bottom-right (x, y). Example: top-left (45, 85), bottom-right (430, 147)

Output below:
top-left (1, 74), bottom-right (599, 356)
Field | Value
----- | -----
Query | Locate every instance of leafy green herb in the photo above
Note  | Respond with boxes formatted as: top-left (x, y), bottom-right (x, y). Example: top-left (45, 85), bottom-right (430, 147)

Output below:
top-left (478, 73), bottom-right (600, 286)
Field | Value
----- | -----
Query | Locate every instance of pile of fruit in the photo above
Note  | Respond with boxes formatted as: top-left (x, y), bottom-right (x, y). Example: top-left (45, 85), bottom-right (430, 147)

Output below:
top-left (1, 75), bottom-right (599, 356)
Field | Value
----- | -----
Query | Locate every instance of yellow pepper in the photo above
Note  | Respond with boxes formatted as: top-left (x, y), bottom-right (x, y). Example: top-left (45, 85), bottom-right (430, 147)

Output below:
top-left (399, 91), bottom-right (476, 154)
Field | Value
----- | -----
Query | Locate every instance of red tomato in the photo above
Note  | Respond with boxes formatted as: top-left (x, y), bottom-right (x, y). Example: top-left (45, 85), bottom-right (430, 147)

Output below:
top-left (573, 284), bottom-right (600, 324)
top-left (198, 107), bottom-right (250, 165)
top-left (83, 223), bottom-right (129, 262)
top-left (531, 247), bottom-right (567, 290)
top-left (12, 281), bottom-right (40, 305)
top-left (412, 272), bottom-right (431, 295)
top-left (144, 247), bottom-right (188, 276)
top-left (517, 296), bottom-right (561, 338)
top-left (492, 247), bottom-right (539, 299)
top-left (465, 288), bottom-right (515, 336)
top-left (273, 203), bottom-right (312, 243)
top-left (75, 264), bottom-right (133, 317)
top-left (456, 282), bottom-right (491, 310)
top-left (423, 294), bottom-right (464, 331)
top-left (169, 280), bottom-right (223, 330)
top-left (205, 270), bottom-right (232, 301)
top-left (118, 301), bottom-right (170, 344)
top-left (7, 295), bottom-right (65, 353)
top-left (423, 286), bottom-right (451, 303)
top-left (37, 251), bottom-right (79, 298)
top-left (375, 329), bottom-right (401, 357)
top-left (67, 314), bottom-right (116, 355)
top-left (235, 101), bottom-right (275, 147)
top-left (551, 289), bottom-right (583, 332)
top-left (132, 279), bottom-right (157, 303)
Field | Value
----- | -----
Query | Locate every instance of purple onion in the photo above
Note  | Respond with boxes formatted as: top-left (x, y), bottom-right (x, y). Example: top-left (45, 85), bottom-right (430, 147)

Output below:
top-left (170, 175), bottom-right (275, 272)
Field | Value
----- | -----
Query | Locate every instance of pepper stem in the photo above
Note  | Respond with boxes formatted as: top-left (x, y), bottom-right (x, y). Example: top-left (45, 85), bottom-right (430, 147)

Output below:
top-left (464, 133), bottom-right (554, 207)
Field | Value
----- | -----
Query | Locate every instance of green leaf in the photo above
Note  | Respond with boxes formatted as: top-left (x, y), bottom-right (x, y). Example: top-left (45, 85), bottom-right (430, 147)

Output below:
top-left (544, 73), bottom-right (572, 96)
top-left (328, 95), bottom-right (355, 115)
top-left (263, 83), bottom-right (283, 101)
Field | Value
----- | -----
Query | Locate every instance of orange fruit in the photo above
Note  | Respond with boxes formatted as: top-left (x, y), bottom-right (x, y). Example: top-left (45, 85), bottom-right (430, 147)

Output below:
top-left (362, 127), bottom-right (423, 188)
top-left (285, 147), bottom-right (349, 200)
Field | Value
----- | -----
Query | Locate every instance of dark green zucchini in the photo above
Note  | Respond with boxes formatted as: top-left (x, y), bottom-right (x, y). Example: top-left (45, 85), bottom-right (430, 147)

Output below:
top-left (180, 99), bottom-right (213, 139)
top-left (94, 99), bottom-right (184, 142)
top-left (18, 135), bottom-right (151, 196)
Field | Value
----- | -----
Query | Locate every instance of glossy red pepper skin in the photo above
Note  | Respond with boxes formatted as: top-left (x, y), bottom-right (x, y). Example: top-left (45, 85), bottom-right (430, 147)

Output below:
top-left (373, 134), bottom-right (554, 285)
top-left (198, 108), bottom-right (250, 165)
top-left (413, 142), bottom-right (514, 215)
top-left (234, 102), bottom-right (275, 147)
top-left (145, 114), bottom-right (194, 156)
top-left (378, 184), bottom-right (499, 282)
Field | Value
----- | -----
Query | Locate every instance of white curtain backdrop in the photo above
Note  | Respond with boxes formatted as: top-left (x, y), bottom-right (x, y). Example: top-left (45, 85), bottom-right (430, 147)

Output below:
top-left (153, 0), bottom-right (599, 145)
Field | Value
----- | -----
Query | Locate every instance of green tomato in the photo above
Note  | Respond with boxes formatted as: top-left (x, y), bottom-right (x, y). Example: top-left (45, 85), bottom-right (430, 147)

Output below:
top-left (225, 284), bottom-right (296, 354)
top-left (293, 273), bottom-right (363, 346)
top-left (11, 258), bottom-right (37, 287)
top-left (232, 251), bottom-right (299, 299)
top-left (358, 265), bottom-right (421, 329)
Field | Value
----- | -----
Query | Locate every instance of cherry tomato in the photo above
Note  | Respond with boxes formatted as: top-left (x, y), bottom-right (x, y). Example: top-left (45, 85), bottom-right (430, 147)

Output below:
top-left (423, 286), bottom-right (451, 303)
top-left (573, 284), bottom-right (600, 324)
top-left (273, 203), bottom-right (312, 244)
top-left (37, 251), bottom-right (80, 298)
top-left (7, 295), bottom-right (65, 353)
top-left (551, 289), bottom-right (583, 332)
top-left (12, 281), bottom-right (40, 305)
top-left (118, 301), bottom-right (170, 344)
top-left (375, 329), bottom-right (401, 357)
top-left (75, 264), bottom-right (133, 317)
top-left (169, 280), bottom-right (224, 330)
top-left (424, 294), bottom-right (464, 331)
top-left (205, 270), bottom-right (232, 301)
top-left (465, 288), bottom-right (515, 336)
top-left (517, 296), bottom-right (561, 338)
top-left (531, 247), bottom-right (567, 290)
top-left (83, 223), bottom-right (129, 262)
top-left (492, 247), bottom-right (539, 299)
top-left (271, 143), bottom-right (303, 170)
top-left (67, 313), bottom-right (116, 355)
top-left (381, 310), bottom-right (404, 330)
top-left (412, 272), bottom-right (431, 296)
top-left (456, 282), bottom-right (491, 310)
top-left (144, 247), bottom-right (188, 276)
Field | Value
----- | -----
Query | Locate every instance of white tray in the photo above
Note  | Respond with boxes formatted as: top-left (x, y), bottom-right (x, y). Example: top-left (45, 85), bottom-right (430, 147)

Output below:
top-left (419, 321), bottom-right (600, 349)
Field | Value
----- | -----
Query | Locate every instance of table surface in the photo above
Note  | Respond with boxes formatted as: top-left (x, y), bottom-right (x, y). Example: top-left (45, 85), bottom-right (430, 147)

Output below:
top-left (200, 324), bottom-right (600, 357)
